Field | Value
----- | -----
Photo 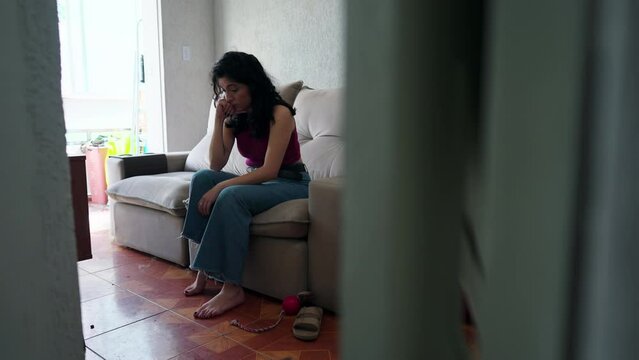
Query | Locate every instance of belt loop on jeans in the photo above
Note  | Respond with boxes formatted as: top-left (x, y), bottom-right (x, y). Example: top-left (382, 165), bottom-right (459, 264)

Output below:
top-left (280, 162), bottom-right (307, 173)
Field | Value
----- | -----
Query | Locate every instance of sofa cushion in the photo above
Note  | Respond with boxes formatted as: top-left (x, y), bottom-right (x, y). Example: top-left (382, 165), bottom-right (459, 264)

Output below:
top-left (186, 81), bottom-right (305, 173)
top-left (293, 88), bottom-right (345, 179)
top-left (184, 132), bottom-right (251, 174)
top-left (278, 80), bottom-right (305, 108)
top-left (250, 198), bottom-right (309, 238)
top-left (108, 172), bottom-right (308, 237)
top-left (106, 172), bottom-right (193, 216)
top-left (184, 134), bottom-right (212, 172)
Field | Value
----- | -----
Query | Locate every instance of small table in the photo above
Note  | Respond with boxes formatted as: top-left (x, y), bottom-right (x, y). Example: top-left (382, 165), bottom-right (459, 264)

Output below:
top-left (68, 155), bottom-right (92, 261)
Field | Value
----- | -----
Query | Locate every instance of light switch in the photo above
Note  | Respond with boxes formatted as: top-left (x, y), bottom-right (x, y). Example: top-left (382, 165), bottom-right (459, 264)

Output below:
top-left (182, 46), bottom-right (191, 61)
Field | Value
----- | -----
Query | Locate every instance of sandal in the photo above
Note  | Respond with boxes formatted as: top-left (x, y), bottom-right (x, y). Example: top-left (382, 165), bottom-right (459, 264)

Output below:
top-left (292, 306), bottom-right (323, 341)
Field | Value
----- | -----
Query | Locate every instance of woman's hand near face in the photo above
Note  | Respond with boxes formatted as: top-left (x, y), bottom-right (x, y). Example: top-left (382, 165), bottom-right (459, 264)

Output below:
top-left (215, 99), bottom-right (236, 122)
top-left (209, 95), bottom-right (237, 171)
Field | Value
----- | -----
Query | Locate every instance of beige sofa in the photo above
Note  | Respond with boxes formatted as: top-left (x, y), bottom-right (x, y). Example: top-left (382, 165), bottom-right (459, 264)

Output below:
top-left (106, 83), bottom-right (343, 311)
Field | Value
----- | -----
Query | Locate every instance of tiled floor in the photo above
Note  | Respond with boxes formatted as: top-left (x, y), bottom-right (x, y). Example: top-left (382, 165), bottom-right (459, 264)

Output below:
top-left (79, 203), bottom-right (479, 360)
top-left (79, 203), bottom-right (339, 360)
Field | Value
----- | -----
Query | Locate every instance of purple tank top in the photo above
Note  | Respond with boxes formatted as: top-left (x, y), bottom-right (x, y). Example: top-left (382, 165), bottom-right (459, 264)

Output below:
top-left (235, 126), bottom-right (302, 167)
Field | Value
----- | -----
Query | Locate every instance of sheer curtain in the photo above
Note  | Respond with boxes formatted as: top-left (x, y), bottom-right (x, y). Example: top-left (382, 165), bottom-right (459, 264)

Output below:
top-left (572, 1), bottom-right (639, 359)
top-left (57, 0), bottom-right (140, 147)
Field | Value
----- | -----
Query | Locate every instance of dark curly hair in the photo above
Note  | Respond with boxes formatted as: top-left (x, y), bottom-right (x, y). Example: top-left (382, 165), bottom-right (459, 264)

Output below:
top-left (211, 51), bottom-right (295, 138)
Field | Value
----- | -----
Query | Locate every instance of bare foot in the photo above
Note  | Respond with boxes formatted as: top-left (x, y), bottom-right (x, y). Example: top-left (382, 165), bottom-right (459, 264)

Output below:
top-left (194, 283), bottom-right (245, 319)
top-left (184, 271), bottom-right (208, 296)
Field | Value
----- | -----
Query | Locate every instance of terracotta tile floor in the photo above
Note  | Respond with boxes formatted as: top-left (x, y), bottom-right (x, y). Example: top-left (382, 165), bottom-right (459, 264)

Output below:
top-left (79, 203), bottom-right (340, 360)
top-left (79, 203), bottom-right (480, 360)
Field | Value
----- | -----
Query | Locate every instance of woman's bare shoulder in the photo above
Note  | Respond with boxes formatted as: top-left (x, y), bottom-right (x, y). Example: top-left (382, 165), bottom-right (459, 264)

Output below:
top-left (272, 104), bottom-right (294, 122)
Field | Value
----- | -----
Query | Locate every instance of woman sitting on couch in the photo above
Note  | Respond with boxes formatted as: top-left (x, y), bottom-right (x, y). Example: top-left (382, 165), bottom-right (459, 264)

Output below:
top-left (180, 51), bottom-right (309, 319)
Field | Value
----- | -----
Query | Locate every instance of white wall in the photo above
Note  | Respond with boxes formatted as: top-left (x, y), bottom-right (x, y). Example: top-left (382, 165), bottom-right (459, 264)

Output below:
top-left (214, 0), bottom-right (345, 89)
top-left (159, 0), bottom-right (344, 152)
top-left (0, 0), bottom-right (83, 358)
top-left (160, 0), bottom-right (216, 152)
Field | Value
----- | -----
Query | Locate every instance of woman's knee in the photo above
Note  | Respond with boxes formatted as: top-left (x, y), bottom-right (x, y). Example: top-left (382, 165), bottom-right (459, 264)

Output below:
top-left (217, 185), bottom-right (243, 204)
top-left (192, 169), bottom-right (211, 183)
top-left (217, 186), bottom-right (264, 210)
top-left (191, 169), bottom-right (228, 187)
top-left (189, 170), bottom-right (221, 196)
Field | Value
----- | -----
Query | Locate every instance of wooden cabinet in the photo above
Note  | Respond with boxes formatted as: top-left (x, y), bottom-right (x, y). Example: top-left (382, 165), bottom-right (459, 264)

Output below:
top-left (69, 155), bottom-right (92, 261)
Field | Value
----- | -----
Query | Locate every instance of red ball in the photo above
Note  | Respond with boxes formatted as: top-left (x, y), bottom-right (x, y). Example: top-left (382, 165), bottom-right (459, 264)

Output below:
top-left (282, 295), bottom-right (301, 315)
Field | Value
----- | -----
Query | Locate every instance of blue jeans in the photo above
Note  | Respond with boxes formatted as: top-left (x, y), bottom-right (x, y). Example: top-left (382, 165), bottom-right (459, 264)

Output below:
top-left (181, 169), bottom-right (310, 284)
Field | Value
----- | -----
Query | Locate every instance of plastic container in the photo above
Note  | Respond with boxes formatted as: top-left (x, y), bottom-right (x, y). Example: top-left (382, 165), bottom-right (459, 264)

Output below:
top-left (85, 146), bottom-right (109, 204)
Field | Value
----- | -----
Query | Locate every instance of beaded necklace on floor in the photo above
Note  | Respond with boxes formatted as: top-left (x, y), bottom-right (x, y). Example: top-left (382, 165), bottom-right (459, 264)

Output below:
top-left (230, 292), bottom-right (312, 333)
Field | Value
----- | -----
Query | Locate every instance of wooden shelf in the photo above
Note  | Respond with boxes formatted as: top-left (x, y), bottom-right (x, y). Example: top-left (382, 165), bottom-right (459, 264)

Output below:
top-left (68, 155), bottom-right (92, 261)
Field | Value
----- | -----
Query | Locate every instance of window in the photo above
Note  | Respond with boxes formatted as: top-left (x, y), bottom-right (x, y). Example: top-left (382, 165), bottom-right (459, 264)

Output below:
top-left (58, 0), bottom-right (144, 153)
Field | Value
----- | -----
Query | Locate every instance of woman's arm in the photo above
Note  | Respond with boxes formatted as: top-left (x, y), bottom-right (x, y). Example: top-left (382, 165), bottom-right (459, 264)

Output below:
top-left (209, 100), bottom-right (236, 170)
top-left (197, 105), bottom-right (296, 215)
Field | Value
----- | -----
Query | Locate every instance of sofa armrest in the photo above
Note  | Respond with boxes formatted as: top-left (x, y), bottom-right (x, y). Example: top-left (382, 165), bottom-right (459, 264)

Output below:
top-left (166, 151), bottom-right (190, 172)
top-left (308, 176), bottom-right (344, 312)
top-left (107, 151), bottom-right (189, 184)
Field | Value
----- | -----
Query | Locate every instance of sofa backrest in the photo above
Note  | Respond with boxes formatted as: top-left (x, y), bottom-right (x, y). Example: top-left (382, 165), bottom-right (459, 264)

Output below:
top-left (185, 85), bottom-right (344, 181)
top-left (293, 88), bottom-right (344, 179)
